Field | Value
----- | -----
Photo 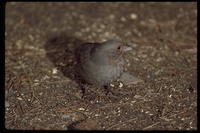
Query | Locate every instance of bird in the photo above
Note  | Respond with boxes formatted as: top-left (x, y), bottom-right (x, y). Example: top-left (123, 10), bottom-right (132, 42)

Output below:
top-left (75, 39), bottom-right (132, 87)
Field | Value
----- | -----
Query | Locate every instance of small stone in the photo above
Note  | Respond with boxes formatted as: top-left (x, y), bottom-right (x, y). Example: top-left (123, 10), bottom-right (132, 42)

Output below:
top-left (110, 84), bottom-right (115, 87)
top-left (62, 115), bottom-right (70, 119)
top-left (121, 17), bottom-right (126, 22)
top-left (52, 68), bottom-right (58, 74)
top-left (130, 13), bottom-right (138, 20)
top-left (5, 101), bottom-right (10, 108)
top-left (28, 35), bottom-right (34, 41)
top-left (118, 82), bottom-right (123, 88)
top-left (109, 14), bottom-right (115, 19)
top-left (78, 108), bottom-right (85, 111)
top-left (95, 114), bottom-right (99, 116)
top-left (17, 97), bottom-right (23, 100)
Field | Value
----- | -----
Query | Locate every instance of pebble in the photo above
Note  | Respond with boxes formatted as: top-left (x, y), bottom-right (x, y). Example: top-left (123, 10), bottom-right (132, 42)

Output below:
top-left (62, 115), bottom-right (70, 119)
top-left (5, 101), bottom-right (10, 108)
top-left (130, 13), bottom-right (138, 20)
top-left (52, 68), bottom-right (58, 74)
top-left (78, 107), bottom-right (85, 111)
top-left (120, 17), bottom-right (126, 22)
top-left (17, 97), bottom-right (23, 100)
top-left (118, 82), bottom-right (123, 88)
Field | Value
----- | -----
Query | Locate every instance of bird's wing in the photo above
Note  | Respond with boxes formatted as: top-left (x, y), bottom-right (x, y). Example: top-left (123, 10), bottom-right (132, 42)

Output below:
top-left (75, 43), bottom-right (96, 64)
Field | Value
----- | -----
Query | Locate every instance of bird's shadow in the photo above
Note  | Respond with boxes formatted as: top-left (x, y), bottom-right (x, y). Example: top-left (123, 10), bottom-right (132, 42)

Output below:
top-left (44, 32), bottom-right (86, 84)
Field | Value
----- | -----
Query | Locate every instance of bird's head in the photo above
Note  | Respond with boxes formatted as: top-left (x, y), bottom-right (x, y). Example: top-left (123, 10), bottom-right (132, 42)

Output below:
top-left (101, 39), bottom-right (132, 59)
top-left (92, 39), bottom-right (132, 64)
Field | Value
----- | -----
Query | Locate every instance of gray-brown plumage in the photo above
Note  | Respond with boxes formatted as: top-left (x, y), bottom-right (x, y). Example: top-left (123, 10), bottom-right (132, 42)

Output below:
top-left (75, 39), bottom-right (132, 86)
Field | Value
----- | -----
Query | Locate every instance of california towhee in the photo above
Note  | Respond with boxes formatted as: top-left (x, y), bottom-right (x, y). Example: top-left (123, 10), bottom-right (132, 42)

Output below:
top-left (75, 39), bottom-right (132, 86)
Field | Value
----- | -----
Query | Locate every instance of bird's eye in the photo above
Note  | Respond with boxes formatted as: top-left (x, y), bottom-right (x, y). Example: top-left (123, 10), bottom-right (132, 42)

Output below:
top-left (117, 46), bottom-right (121, 50)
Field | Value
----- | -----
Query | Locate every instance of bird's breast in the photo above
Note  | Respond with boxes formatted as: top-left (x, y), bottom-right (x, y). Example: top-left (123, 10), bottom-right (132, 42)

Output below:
top-left (78, 59), bottom-right (124, 85)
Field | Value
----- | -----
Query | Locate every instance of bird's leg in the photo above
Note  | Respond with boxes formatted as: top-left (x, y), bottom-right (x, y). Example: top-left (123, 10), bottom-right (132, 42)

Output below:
top-left (80, 83), bottom-right (88, 98)
top-left (104, 85), bottom-right (111, 95)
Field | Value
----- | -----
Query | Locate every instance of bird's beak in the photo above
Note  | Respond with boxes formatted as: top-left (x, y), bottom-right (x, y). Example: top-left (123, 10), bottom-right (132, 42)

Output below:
top-left (123, 44), bottom-right (132, 52)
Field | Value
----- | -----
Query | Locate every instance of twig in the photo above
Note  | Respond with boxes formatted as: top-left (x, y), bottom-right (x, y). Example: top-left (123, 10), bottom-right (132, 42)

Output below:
top-left (142, 122), bottom-right (160, 130)
top-left (19, 62), bottom-right (37, 103)
top-left (45, 80), bottom-right (71, 84)
top-left (18, 101), bottom-right (25, 114)
top-left (100, 102), bottom-right (130, 109)
top-left (47, 122), bottom-right (70, 127)
top-left (106, 118), bottom-right (137, 130)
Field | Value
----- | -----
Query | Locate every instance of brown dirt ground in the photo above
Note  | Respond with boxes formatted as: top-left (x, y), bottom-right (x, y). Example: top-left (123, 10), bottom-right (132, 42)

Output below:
top-left (5, 2), bottom-right (197, 130)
